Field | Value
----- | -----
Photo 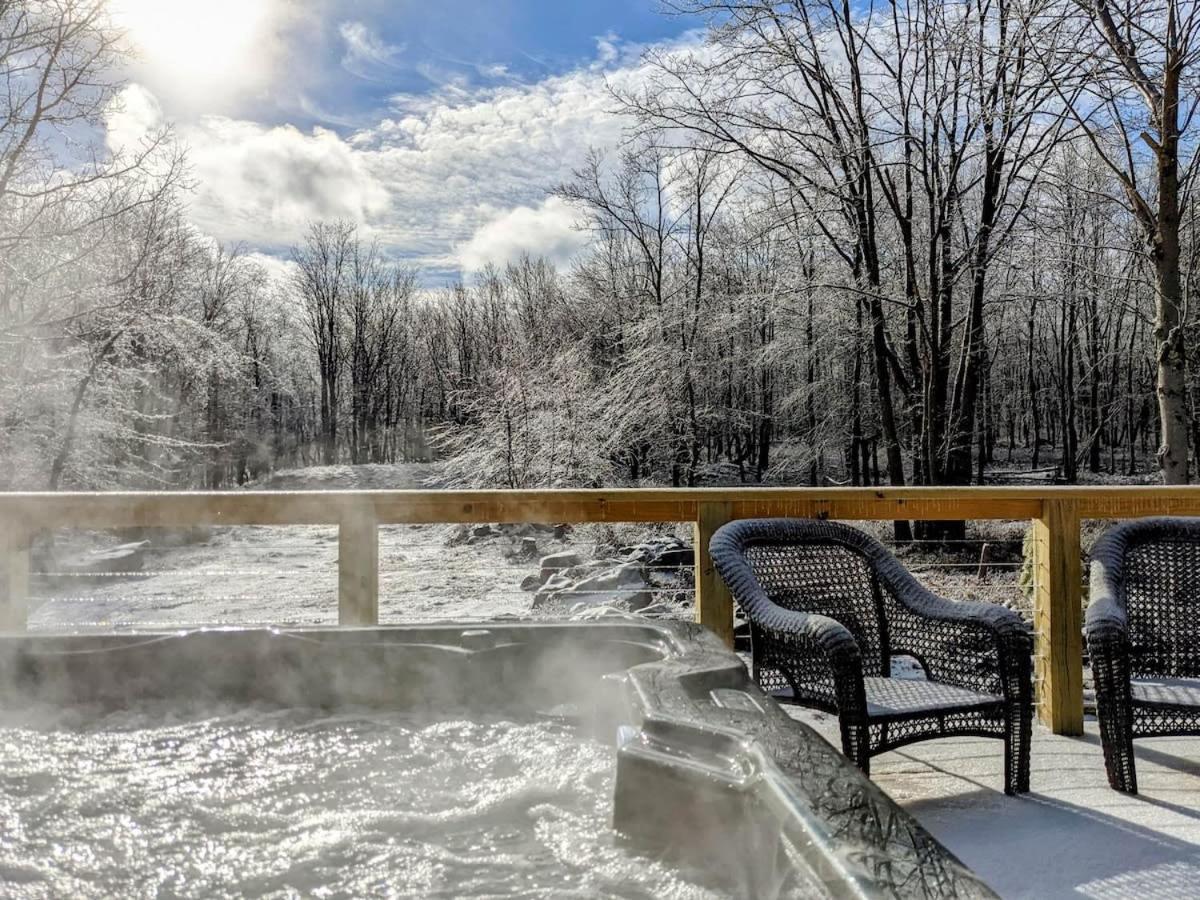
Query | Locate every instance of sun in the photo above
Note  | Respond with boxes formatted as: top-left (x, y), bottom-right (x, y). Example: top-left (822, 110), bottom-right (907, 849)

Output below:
top-left (109, 0), bottom-right (272, 90)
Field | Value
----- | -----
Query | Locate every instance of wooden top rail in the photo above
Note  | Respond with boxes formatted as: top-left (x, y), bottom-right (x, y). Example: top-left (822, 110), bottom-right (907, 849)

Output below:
top-left (1, 485), bottom-right (1200, 531)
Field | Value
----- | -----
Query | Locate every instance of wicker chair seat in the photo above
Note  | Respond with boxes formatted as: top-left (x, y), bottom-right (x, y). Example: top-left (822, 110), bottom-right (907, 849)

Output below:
top-left (767, 678), bottom-right (1003, 717)
top-left (863, 678), bottom-right (1001, 718)
top-left (1129, 677), bottom-right (1200, 708)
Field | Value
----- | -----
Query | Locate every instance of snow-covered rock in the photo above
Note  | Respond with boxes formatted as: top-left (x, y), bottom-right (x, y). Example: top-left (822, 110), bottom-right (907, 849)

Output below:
top-left (445, 524), bottom-right (472, 546)
top-left (621, 538), bottom-right (694, 571)
top-left (54, 540), bottom-right (150, 582)
top-left (533, 572), bottom-right (574, 607)
top-left (539, 550), bottom-right (582, 582)
top-left (563, 558), bottom-right (624, 579)
top-left (502, 536), bottom-right (540, 561)
top-left (532, 561), bottom-right (652, 611)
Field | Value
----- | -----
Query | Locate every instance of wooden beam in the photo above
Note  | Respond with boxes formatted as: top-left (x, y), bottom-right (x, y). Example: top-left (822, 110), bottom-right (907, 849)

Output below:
top-left (695, 500), bottom-right (735, 647)
top-left (6, 485), bottom-right (1200, 531)
top-left (1033, 499), bottom-right (1084, 735)
top-left (0, 528), bottom-right (30, 632)
top-left (338, 510), bottom-right (378, 626)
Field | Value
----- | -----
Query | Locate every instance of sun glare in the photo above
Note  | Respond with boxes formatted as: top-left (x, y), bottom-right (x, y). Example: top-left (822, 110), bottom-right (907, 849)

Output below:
top-left (110, 0), bottom-right (271, 90)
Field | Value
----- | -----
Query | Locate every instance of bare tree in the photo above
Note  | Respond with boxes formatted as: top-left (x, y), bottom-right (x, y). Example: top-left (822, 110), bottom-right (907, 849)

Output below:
top-left (292, 221), bottom-right (354, 465)
top-left (1041, 0), bottom-right (1200, 482)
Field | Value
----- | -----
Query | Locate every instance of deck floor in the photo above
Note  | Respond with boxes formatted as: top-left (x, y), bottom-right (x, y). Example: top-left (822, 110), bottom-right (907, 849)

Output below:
top-left (787, 708), bottom-right (1200, 899)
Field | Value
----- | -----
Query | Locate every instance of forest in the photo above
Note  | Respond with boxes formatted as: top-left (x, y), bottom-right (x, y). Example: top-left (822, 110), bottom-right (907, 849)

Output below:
top-left (3, 0), bottom-right (1200, 498)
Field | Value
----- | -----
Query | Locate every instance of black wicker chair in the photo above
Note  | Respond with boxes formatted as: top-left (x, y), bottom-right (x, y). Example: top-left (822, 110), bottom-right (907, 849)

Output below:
top-left (710, 519), bottom-right (1033, 795)
top-left (1088, 517), bottom-right (1200, 794)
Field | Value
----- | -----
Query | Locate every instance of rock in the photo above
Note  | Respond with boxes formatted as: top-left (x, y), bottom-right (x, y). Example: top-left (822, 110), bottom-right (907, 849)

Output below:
top-left (533, 572), bottom-right (574, 608)
top-left (504, 536), bottom-right (540, 561)
top-left (653, 544), bottom-right (694, 569)
top-left (553, 524), bottom-right (571, 540)
top-left (520, 572), bottom-right (543, 592)
top-left (539, 550), bottom-right (582, 582)
top-left (622, 539), bottom-right (694, 572)
top-left (56, 541), bottom-right (150, 582)
top-left (445, 524), bottom-right (472, 546)
top-left (124, 526), bottom-right (211, 547)
top-left (472, 524), bottom-right (494, 539)
top-left (564, 558), bottom-right (624, 580)
top-left (626, 593), bottom-right (654, 612)
top-left (557, 562), bottom-right (651, 610)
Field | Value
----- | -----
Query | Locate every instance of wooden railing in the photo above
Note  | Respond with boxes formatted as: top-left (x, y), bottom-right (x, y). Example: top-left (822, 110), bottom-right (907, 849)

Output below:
top-left (4, 485), bottom-right (1200, 735)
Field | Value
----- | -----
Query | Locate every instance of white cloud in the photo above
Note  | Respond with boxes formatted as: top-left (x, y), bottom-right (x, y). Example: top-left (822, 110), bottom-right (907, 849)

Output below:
top-left (181, 119), bottom-right (389, 246)
top-left (105, 84), bottom-right (165, 153)
top-left (456, 197), bottom-right (588, 272)
top-left (339, 21), bottom-right (405, 76)
top-left (244, 251), bottom-right (299, 287)
top-left (104, 32), bottom-right (707, 279)
top-left (595, 32), bottom-right (621, 66)
top-left (347, 50), bottom-right (668, 271)
top-left (104, 88), bottom-right (393, 247)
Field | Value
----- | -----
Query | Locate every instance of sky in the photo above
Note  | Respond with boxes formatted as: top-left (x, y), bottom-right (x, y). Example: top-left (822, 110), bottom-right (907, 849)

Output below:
top-left (101, 0), bottom-right (706, 283)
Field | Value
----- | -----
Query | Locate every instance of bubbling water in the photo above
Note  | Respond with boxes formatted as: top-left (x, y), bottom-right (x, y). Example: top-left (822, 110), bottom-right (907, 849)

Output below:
top-left (0, 705), bottom-right (721, 898)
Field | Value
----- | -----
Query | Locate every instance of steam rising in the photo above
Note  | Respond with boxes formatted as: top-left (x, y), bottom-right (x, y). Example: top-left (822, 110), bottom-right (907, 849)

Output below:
top-left (0, 626), bottom-right (724, 897)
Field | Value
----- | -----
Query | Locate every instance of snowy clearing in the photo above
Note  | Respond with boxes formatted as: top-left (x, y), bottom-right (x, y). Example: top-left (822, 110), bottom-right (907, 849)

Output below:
top-left (26, 464), bottom-right (696, 630)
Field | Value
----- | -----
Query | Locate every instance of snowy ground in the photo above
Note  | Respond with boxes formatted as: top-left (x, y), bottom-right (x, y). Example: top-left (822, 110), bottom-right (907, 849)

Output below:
top-left (29, 465), bottom-right (522, 628)
top-left (28, 522), bottom-right (547, 629)
top-left (789, 706), bottom-right (1200, 899)
top-left (26, 463), bottom-right (692, 630)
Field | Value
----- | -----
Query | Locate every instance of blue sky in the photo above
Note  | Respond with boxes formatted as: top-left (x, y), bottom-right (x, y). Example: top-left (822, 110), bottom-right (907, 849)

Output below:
top-left (103, 0), bottom-right (705, 282)
top-left (297, 1), bottom-right (698, 125)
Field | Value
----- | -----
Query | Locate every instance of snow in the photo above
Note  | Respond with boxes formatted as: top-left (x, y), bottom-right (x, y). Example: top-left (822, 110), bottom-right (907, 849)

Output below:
top-left (29, 522), bottom-right (552, 630)
top-left (787, 706), bottom-right (1200, 899)
top-left (28, 464), bottom-right (536, 628)
top-left (26, 464), bottom-right (691, 630)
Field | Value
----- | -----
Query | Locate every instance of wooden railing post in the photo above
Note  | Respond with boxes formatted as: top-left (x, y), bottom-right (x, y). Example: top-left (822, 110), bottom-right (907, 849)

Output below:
top-left (338, 509), bottom-right (378, 626)
top-left (695, 500), bottom-right (735, 647)
top-left (0, 525), bottom-right (30, 632)
top-left (1033, 499), bottom-right (1083, 735)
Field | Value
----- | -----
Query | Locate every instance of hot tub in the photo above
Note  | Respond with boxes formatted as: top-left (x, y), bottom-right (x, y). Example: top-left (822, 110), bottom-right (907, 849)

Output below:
top-left (0, 621), bottom-right (993, 898)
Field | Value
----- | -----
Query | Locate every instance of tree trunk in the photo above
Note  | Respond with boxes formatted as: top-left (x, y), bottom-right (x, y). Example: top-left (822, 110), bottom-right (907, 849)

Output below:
top-left (1154, 109), bottom-right (1189, 482)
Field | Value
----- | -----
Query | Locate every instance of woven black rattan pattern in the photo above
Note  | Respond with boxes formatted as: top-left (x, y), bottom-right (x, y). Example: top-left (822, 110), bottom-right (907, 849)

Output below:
top-left (1087, 517), bottom-right (1200, 794)
top-left (711, 518), bottom-right (1033, 795)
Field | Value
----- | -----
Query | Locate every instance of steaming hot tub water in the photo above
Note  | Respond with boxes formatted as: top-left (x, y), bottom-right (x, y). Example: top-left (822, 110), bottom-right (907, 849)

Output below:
top-left (0, 624), bottom-right (997, 899)
top-left (0, 704), bottom-right (720, 899)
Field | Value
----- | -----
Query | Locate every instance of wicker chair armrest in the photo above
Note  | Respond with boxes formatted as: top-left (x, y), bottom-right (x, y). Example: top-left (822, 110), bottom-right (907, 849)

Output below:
top-left (876, 555), bottom-right (1029, 640)
top-left (751, 602), bottom-right (868, 718)
top-left (875, 556), bottom-right (1030, 695)
top-left (766, 608), bottom-right (865, 666)
top-left (709, 521), bottom-right (865, 667)
top-left (1086, 548), bottom-right (1129, 641)
top-left (717, 549), bottom-right (868, 711)
top-left (1086, 553), bottom-right (1131, 676)
top-left (733, 578), bottom-right (864, 665)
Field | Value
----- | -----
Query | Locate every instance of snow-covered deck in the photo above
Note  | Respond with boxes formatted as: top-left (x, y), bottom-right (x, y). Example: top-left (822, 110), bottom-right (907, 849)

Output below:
top-left (789, 708), bottom-right (1200, 898)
